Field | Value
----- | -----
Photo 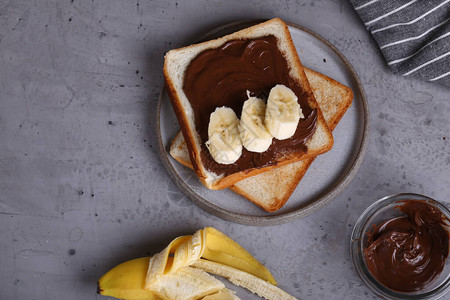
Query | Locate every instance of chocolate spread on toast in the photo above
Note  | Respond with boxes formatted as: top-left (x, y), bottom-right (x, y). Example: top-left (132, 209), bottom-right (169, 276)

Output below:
top-left (183, 36), bottom-right (317, 175)
top-left (364, 200), bottom-right (450, 292)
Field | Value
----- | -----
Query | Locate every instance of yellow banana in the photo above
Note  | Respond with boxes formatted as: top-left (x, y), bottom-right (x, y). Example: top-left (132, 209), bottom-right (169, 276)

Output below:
top-left (98, 227), bottom-right (279, 299)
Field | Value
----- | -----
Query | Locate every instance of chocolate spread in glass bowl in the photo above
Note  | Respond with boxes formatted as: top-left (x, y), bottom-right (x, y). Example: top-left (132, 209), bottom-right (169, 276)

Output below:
top-left (364, 200), bottom-right (450, 292)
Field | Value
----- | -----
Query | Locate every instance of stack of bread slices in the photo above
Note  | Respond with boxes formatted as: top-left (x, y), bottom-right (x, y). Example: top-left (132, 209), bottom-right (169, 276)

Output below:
top-left (164, 18), bottom-right (353, 212)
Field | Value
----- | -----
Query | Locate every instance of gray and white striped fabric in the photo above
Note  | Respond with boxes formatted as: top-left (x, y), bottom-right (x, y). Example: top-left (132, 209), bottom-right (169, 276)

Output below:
top-left (349, 0), bottom-right (450, 87)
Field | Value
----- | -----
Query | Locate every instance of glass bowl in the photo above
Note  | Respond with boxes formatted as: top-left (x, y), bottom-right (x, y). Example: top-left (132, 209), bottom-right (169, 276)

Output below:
top-left (351, 193), bottom-right (450, 299)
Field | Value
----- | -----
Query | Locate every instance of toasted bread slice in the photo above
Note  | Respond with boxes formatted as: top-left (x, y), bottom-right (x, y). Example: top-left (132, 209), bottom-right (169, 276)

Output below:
top-left (164, 18), bottom-right (333, 190)
top-left (170, 68), bottom-right (353, 211)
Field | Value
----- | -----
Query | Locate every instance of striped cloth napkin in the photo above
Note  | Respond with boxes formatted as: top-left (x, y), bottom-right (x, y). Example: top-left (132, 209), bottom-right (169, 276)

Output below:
top-left (349, 0), bottom-right (450, 87)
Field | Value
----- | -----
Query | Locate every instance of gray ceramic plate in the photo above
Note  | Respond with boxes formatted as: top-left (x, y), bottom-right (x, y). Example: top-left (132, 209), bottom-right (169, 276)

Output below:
top-left (157, 21), bottom-right (369, 226)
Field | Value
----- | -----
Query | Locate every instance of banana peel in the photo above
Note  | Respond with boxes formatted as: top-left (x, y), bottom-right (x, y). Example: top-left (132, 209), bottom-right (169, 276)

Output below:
top-left (193, 259), bottom-right (297, 300)
top-left (98, 227), bottom-right (279, 299)
top-left (201, 289), bottom-right (240, 300)
top-left (202, 227), bottom-right (276, 285)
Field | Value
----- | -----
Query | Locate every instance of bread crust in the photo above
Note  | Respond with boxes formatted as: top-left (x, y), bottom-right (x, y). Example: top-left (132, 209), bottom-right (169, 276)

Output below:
top-left (164, 18), bottom-right (333, 190)
top-left (306, 69), bottom-right (353, 130)
top-left (229, 160), bottom-right (314, 212)
top-left (165, 81), bottom-right (207, 183)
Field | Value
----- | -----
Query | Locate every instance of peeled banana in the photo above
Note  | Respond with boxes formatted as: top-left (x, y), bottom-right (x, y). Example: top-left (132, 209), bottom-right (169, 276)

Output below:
top-left (97, 227), bottom-right (288, 300)
top-left (206, 107), bottom-right (242, 164)
top-left (149, 266), bottom-right (225, 300)
top-left (146, 230), bottom-right (206, 288)
top-left (265, 84), bottom-right (303, 140)
top-left (239, 91), bottom-right (273, 153)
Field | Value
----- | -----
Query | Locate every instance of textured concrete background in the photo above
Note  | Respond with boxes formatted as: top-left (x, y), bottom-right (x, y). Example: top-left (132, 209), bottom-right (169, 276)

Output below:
top-left (0, 0), bottom-right (449, 299)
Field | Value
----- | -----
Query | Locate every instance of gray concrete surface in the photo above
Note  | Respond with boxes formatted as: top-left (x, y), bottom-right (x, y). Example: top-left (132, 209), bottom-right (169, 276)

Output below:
top-left (0, 0), bottom-right (449, 299)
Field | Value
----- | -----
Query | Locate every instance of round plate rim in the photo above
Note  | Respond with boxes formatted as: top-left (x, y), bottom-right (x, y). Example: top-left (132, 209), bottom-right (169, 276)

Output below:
top-left (156, 20), bottom-right (370, 226)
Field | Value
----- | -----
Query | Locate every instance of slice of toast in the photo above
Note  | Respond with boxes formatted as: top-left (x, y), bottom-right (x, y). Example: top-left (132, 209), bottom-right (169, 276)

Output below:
top-left (169, 68), bottom-right (353, 212)
top-left (164, 18), bottom-right (334, 190)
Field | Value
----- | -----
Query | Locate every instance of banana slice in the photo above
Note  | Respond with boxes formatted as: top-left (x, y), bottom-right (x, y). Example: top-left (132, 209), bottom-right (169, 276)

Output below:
top-left (206, 107), bottom-right (242, 164)
top-left (265, 84), bottom-right (304, 140)
top-left (239, 91), bottom-right (273, 153)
